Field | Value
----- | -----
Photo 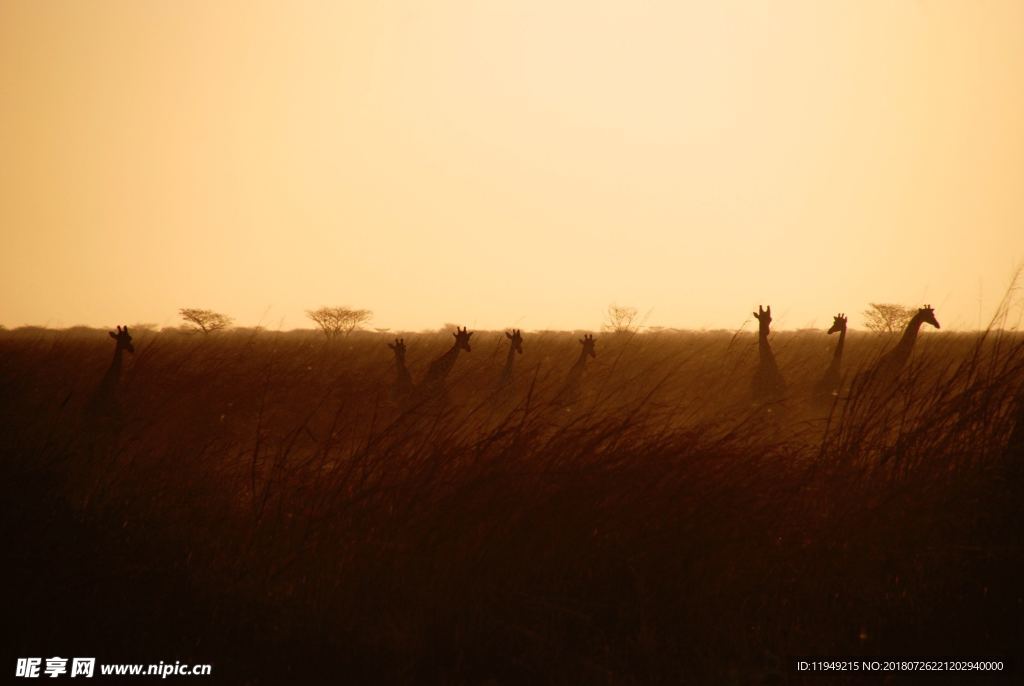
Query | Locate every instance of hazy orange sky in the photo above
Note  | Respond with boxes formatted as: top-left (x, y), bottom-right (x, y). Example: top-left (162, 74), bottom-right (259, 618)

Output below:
top-left (2, 1), bottom-right (1022, 332)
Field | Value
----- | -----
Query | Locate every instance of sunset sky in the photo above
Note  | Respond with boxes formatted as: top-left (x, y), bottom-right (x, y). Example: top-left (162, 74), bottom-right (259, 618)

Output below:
top-left (2, 1), bottom-right (1022, 332)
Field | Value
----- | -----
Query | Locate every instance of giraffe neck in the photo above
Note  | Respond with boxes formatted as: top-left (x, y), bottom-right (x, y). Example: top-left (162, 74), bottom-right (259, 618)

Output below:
top-left (893, 314), bottom-right (926, 358)
top-left (876, 313), bottom-right (929, 376)
top-left (568, 347), bottom-right (590, 380)
top-left (103, 347), bottom-right (124, 387)
top-left (758, 327), bottom-right (776, 366)
top-left (424, 343), bottom-right (461, 385)
top-left (499, 344), bottom-right (517, 385)
top-left (92, 346), bottom-right (126, 408)
top-left (394, 354), bottom-right (412, 388)
top-left (556, 347), bottom-right (592, 405)
top-left (826, 327), bottom-right (846, 374)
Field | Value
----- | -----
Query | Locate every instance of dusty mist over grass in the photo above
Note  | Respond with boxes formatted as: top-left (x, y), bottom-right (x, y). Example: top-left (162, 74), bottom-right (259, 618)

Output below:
top-left (3, 324), bottom-right (1023, 682)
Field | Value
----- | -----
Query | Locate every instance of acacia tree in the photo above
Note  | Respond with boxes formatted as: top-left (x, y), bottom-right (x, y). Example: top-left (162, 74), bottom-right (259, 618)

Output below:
top-left (179, 308), bottom-right (233, 334)
top-left (307, 306), bottom-right (372, 338)
top-left (604, 304), bottom-right (639, 333)
top-left (862, 303), bottom-right (914, 334)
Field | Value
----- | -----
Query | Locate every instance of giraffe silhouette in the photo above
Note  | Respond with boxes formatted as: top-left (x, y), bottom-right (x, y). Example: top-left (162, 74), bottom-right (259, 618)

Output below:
top-left (868, 305), bottom-right (940, 381)
top-left (87, 325), bottom-right (134, 419)
top-left (498, 329), bottom-right (523, 388)
top-left (751, 306), bottom-right (785, 402)
top-left (813, 313), bottom-right (847, 399)
top-left (67, 325), bottom-right (136, 509)
top-left (387, 338), bottom-right (415, 403)
top-left (553, 334), bottom-right (596, 406)
top-left (417, 326), bottom-right (473, 398)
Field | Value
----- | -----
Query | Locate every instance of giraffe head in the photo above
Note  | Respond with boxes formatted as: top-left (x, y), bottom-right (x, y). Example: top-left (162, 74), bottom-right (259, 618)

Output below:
top-left (453, 326), bottom-right (473, 352)
top-left (505, 329), bottom-right (523, 354)
top-left (827, 313), bottom-right (847, 335)
top-left (917, 305), bottom-right (940, 330)
top-left (753, 305), bottom-right (772, 336)
top-left (579, 333), bottom-right (597, 358)
top-left (108, 325), bottom-right (134, 354)
top-left (388, 337), bottom-right (407, 361)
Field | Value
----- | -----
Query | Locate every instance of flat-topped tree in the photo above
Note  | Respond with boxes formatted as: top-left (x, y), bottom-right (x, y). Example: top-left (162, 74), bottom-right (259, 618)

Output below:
top-left (863, 303), bottom-right (915, 335)
top-left (179, 308), bottom-right (233, 334)
top-left (307, 306), bottom-right (372, 339)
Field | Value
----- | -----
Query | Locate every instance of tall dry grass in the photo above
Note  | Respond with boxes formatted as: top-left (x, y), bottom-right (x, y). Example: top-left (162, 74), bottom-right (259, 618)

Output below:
top-left (2, 320), bottom-right (1022, 683)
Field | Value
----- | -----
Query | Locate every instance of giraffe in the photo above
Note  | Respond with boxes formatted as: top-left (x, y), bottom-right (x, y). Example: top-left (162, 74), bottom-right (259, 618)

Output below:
top-left (751, 305), bottom-right (785, 402)
top-left (418, 326), bottom-right (473, 393)
top-left (71, 325), bottom-right (135, 507)
top-left (813, 313), bottom-right (847, 399)
top-left (868, 305), bottom-right (940, 381)
top-left (80, 325), bottom-right (135, 479)
top-left (498, 329), bottom-right (523, 388)
top-left (387, 338), bottom-right (415, 402)
top-left (554, 334), bottom-right (596, 406)
top-left (87, 325), bottom-right (134, 417)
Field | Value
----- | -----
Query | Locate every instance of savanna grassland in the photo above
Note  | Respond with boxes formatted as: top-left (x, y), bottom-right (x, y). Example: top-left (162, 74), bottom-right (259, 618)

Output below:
top-left (3, 323), bottom-right (1023, 684)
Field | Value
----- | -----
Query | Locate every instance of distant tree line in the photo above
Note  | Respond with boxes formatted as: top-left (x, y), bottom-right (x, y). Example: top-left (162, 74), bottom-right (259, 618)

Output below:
top-left (177, 305), bottom-right (373, 338)
top-left (168, 302), bottom-right (917, 336)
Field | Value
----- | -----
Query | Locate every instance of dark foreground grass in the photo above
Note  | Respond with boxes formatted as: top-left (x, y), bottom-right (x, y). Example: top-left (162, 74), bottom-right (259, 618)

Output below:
top-left (2, 324), bottom-right (1023, 684)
